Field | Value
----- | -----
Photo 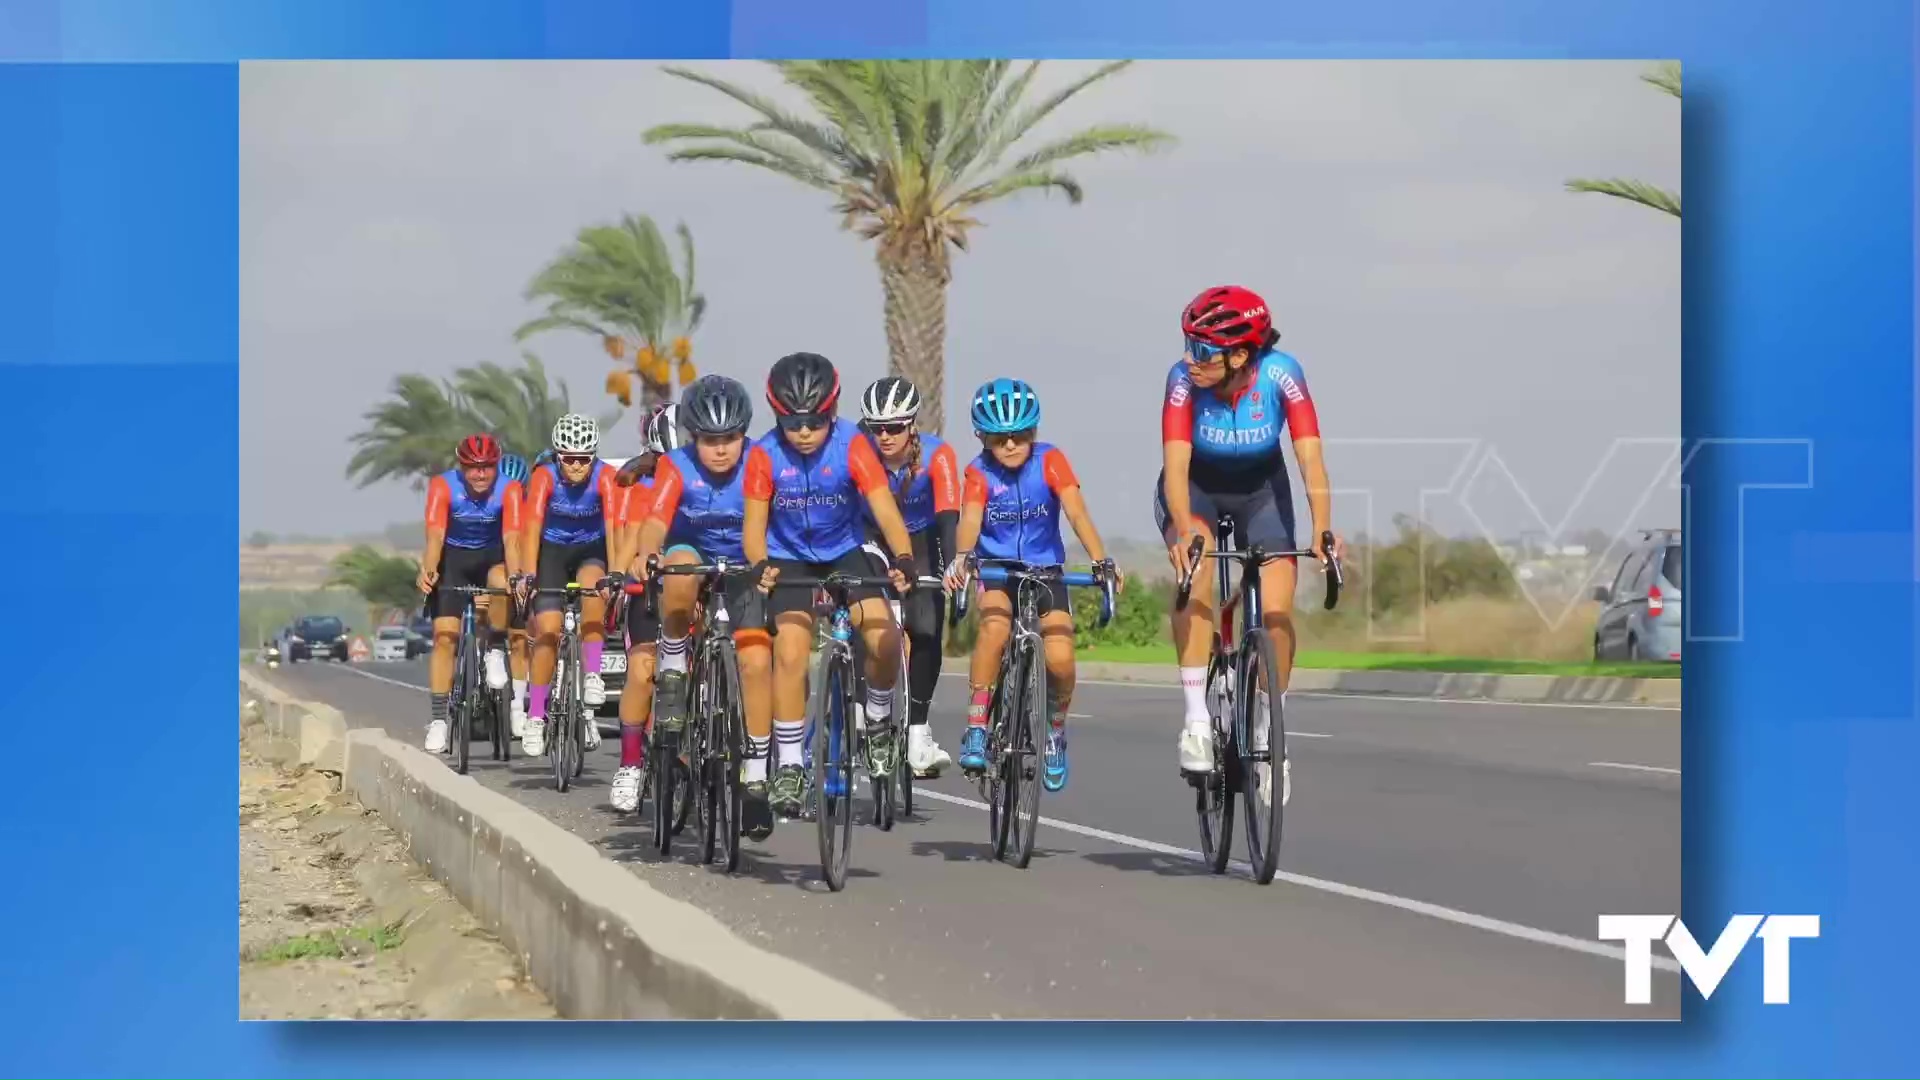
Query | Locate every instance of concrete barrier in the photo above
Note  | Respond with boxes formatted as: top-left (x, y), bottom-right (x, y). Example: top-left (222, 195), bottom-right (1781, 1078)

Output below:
top-left (238, 669), bottom-right (906, 1020)
top-left (940, 656), bottom-right (1680, 708)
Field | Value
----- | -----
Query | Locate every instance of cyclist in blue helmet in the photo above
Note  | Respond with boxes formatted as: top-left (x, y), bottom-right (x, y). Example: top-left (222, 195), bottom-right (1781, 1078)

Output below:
top-left (499, 453), bottom-right (530, 486)
top-left (941, 378), bottom-right (1122, 792)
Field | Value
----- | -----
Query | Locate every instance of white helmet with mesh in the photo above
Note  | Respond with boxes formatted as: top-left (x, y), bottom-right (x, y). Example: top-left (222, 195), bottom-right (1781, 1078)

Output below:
top-left (550, 413), bottom-right (600, 455)
top-left (860, 376), bottom-right (922, 424)
top-left (644, 402), bottom-right (687, 455)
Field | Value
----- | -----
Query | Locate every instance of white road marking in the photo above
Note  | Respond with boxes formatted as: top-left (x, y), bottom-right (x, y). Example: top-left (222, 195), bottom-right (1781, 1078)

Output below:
top-left (1290, 731), bottom-right (1332, 738)
top-left (314, 660), bottom-right (1675, 973)
top-left (1588, 761), bottom-right (1681, 776)
top-left (910, 787), bottom-right (1679, 974)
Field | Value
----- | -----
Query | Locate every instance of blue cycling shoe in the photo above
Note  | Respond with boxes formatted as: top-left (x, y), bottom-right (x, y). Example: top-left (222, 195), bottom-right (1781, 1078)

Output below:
top-left (959, 726), bottom-right (989, 771)
top-left (1042, 723), bottom-right (1068, 792)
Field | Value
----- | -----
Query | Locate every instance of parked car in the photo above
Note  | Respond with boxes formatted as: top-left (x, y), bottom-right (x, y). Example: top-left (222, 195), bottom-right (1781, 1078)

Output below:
top-left (286, 615), bottom-right (351, 663)
top-left (373, 625), bottom-right (411, 663)
top-left (1592, 529), bottom-right (1682, 662)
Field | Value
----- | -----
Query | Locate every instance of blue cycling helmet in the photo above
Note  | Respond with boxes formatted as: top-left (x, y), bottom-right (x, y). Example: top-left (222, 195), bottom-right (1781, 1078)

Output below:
top-left (970, 378), bottom-right (1042, 435)
top-left (498, 453), bottom-right (530, 485)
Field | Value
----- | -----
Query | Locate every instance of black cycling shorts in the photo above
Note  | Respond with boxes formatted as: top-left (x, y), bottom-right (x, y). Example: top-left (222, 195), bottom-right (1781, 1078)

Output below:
top-left (1153, 466), bottom-right (1296, 552)
top-left (431, 544), bottom-right (506, 620)
top-left (764, 547), bottom-right (891, 622)
top-left (533, 537), bottom-right (609, 614)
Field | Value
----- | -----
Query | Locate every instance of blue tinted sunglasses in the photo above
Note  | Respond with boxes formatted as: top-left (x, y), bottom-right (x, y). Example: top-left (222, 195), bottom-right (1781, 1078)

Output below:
top-left (778, 413), bottom-right (830, 433)
top-left (1185, 337), bottom-right (1229, 366)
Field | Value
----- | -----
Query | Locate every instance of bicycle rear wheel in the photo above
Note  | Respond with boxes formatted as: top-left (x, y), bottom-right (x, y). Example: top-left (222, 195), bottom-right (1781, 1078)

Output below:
top-left (896, 636), bottom-right (914, 818)
top-left (1239, 630), bottom-right (1288, 885)
top-left (1195, 650), bottom-right (1235, 874)
top-left (813, 650), bottom-right (856, 892)
top-left (491, 682), bottom-right (511, 762)
top-left (1008, 638), bottom-right (1045, 869)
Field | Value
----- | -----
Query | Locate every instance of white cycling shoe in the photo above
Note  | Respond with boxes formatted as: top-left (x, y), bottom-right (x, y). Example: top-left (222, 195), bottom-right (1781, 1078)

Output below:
top-left (510, 699), bottom-right (528, 738)
top-left (610, 765), bottom-right (642, 813)
top-left (1177, 721), bottom-right (1214, 773)
top-left (582, 717), bottom-right (602, 751)
top-left (425, 719), bottom-right (450, 754)
top-left (583, 672), bottom-right (607, 707)
top-left (906, 726), bottom-right (953, 778)
top-left (484, 649), bottom-right (510, 690)
top-left (522, 717), bottom-right (547, 756)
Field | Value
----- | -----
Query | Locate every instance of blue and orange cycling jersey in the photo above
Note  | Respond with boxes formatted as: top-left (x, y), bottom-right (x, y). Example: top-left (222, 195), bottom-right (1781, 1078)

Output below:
top-left (862, 432), bottom-right (960, 535)
top-left (643, 445), bottom-right (766, 563)
top-left (744, 421), bottom-right (890, 562)
top-left (1162, 350), bottom-right (1321, 480)
top-left (962, 444), bottom-right (1080, 566)
top-left (425, 470), bottom-right (524, 550)
top-left (525, 461), bottom-right (623, 546)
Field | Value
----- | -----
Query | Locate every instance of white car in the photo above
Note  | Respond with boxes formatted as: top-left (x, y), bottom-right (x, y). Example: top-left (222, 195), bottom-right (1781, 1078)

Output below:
top-left (373, 625), bottom-right (411, 662)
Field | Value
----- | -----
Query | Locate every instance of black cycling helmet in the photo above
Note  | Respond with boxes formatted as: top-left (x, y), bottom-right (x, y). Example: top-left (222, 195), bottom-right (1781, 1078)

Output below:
top-left (682, 374), bottom-right (754, 437)
top-left (766, 352), bottom-right (841, 418)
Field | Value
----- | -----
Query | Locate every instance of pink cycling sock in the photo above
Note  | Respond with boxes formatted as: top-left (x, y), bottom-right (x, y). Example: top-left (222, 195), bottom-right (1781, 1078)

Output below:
top-left (582, 640), bottom-right (604, 676)
top-left (620, 723), bottom-right (645, 768)
top-left (528, 683), bottom-right (550, 719)
top-left (967, 688), bottom-right (992, 728)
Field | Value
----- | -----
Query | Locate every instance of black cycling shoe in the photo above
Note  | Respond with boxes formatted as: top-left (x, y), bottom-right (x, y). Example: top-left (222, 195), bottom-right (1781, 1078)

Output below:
top-left (742, 779), bottom-right (775, 841)
top-left (653, 670), bottom-right (690, 734)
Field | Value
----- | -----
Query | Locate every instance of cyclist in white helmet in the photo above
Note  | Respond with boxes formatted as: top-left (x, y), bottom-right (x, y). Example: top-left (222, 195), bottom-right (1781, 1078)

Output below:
top-left (857, 375), bottom-right (956, 778)
top-left (515, 413), bottom-right (622, 757)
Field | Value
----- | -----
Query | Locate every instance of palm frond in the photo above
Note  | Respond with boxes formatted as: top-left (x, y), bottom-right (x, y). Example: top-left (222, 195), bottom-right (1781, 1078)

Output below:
top-left (979, 60), bottom-right (1140, 171)
top-left (950, 169), bottom-right (1085, 210)
top-left (1002, 124), bottom-right (1174, 175)
top-left (655, 144), bottom-right (842, 190)
top-left (1643, 61), bottom-right (1681, 98)
top-left (1565, 177), bottom-right (1681, 217)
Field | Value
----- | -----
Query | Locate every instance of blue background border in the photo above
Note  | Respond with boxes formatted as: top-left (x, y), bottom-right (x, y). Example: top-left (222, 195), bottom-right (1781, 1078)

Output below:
top-left (3, 0), bottom-right (1912, 1075)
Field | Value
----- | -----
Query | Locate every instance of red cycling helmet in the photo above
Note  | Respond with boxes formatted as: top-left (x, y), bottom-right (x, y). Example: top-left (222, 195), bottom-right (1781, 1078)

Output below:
top-left (456, 433), bottom-right (501, 466)
top-left (1181, 285), bottom-right (1273, 350)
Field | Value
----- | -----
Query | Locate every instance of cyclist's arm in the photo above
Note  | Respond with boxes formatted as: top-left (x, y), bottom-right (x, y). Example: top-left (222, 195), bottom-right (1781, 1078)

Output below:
top-left (632, 459), bottom-right (685, 572)
top-left (929, 441), bottom-right (961, 571)
top-left (1159, 367), bottom-right (1200, 536)
top-left (522, 468), bottom-right (552, 579)
top-left (1274, 355), bottom-right (1332, 545)
top-left (741, 445), bottom-right (774, 565)
top-left (1045, 449), bottom-right (1111, 565)
top-left (953, 464), bottom-right (988, 561)
top-left (598, 467), bottom-right (625, 567)
top-left (851, 436), bottom-right (915, 562)
top-left (501, 479), bottom-right (526, 576)
top-left (422, 474), bottom-right (451, 583)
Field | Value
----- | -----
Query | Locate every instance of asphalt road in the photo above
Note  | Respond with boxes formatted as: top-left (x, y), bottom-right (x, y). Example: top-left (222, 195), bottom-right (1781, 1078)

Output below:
top-left (261, 657), bottom-right (1681, 1019)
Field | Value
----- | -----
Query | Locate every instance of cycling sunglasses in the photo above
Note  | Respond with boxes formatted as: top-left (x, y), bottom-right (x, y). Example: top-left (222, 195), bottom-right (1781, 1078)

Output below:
top-left (556, 453), bottom-right (595, 468)
top-left (778, 413), bottom-right (831, 433)
top-left (865, 421), bottom-right (912, 437)
top-left (1185, 336), bottom-right (1230, 367)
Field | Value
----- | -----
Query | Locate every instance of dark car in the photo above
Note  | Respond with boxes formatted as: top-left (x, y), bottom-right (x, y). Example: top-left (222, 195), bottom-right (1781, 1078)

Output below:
top-left (288, 615), bottom-right (350, 663)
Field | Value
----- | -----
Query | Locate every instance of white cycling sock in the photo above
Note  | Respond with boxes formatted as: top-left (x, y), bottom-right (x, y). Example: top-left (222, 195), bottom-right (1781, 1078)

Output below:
top-left (774, 720), bottom-right (807, 769)
top-left (865, 685), bottom-right (894, 724)
top-left (512, 679), bottom-right (528, 705)
top-left (1179, 667), bottom-right (1209, 724)
top-left (657, 634), bottom-right (690, 674)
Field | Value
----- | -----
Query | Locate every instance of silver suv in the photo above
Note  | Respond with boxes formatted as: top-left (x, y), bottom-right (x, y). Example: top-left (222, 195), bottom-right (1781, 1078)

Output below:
top-left (1591, 529), bottom-right (1682, 663)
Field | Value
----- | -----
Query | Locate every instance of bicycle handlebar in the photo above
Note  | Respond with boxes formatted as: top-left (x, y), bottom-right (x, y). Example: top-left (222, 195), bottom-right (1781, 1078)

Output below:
top-left (949, 557), bottom-right (1116, 629)
top-left (624, 554), bottom-right (759, 616)
top-left (1173, 529), bottom-right (1344, 612)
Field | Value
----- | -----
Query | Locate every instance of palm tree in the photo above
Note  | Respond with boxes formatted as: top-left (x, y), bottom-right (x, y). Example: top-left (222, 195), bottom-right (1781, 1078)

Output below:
top-left (1566, 62), bottom-right (1681, 218)
top-left (345, 352), bottom-right (610, 491)
top-left (328, 545), bottom-right (422, 627)
top-left (517, 214), bottom-right (705, 414)
top-left (643, 60), bottom-right (1173, 435)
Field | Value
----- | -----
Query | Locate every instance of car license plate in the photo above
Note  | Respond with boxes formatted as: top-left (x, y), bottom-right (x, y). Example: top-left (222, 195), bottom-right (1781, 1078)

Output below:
top-left (603, 652), bottom-right (627, 674)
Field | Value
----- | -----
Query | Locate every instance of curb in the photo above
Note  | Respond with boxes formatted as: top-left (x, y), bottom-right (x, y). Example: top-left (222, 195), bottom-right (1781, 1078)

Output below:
top-left (238, 668), bottom-right (907, 1020)
top-left (939, 656), bottom-right (1680, 708)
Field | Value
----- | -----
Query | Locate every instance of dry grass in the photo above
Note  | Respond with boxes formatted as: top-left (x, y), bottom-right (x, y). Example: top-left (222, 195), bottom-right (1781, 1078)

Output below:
top-left (1299, 597), bottom-right (1603, 662)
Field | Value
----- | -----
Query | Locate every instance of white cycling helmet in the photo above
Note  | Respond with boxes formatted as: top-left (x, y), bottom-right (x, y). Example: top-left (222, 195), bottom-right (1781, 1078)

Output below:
top-left (860, 376), bottom-right (922, 424)
top-left (644, 402), bottom-right (688, 455)
top-left (550, 413), bottom-right (600, 455)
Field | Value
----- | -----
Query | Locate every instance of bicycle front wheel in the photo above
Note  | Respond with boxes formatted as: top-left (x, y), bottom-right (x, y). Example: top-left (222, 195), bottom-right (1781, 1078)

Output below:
top-left (1195, 651), bottom-right (1234, 874)
top-left (1008, 638), bottom-right (1045, 869)
top-left (453, 635), bottom-right (474, 775)
top-left (714, 636), bottom-right (746, 873)
top-left (812, 649), bottom-right (856, 892)
top-left (1239, 630), bottom-right (1288, 885)
top-left (652, 728), bottom-right (678, 856)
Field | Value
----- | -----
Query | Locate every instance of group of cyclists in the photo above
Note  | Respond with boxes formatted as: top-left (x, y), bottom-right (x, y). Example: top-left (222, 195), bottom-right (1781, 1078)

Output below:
top-left (412, 283), bottom-right (1339, 844)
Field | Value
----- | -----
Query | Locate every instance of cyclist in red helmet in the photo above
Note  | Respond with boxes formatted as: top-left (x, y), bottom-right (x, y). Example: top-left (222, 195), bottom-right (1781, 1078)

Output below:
top-left (417, 433), bottom-right (525, 754)
top-left (1159, 285), bottom-right (1343, 794)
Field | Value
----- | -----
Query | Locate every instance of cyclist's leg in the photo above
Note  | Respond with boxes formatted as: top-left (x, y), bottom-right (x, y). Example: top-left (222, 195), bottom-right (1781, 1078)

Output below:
top-left (574, 543), bottom-right (610, 722)
top-left (483, 561), bottom-right (512, 690)
top-left (764, 559), bottom-right (818, 816)
top-left (960, 585), bottom-right (1015, 770)
top-left (725, 572), bottom-right (776, 838)
top-left (612, 567), bottom-right (660, 812)
top-left (525, 541), bottom-right (573, 755)
top-left (1242, 473), bottom-right (1299, 805)
top-left (507, 588), bottom-right (531, 735)
top-left (1036, 580), bottom-right (1077, 790)
top-left (1157, 474), bottom-right (1222, 770)
top-left (900, 528), bottom-right (950, 774)
top-left (844, 547), bottom-right (903, 741)
top-left (427, 546), bottom-right (486, 751)
top-left (650, 545), bottom-right (704, 730)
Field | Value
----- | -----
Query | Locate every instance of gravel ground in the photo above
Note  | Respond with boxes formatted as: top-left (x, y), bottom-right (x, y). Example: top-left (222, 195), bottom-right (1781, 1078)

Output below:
top-left (238, 714), bottom-right (555, 1020)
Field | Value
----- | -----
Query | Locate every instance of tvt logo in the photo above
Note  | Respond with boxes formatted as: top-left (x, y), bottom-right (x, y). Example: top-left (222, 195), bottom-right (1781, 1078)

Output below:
top-left (1598, 914), bottom-right (1820, 1004)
